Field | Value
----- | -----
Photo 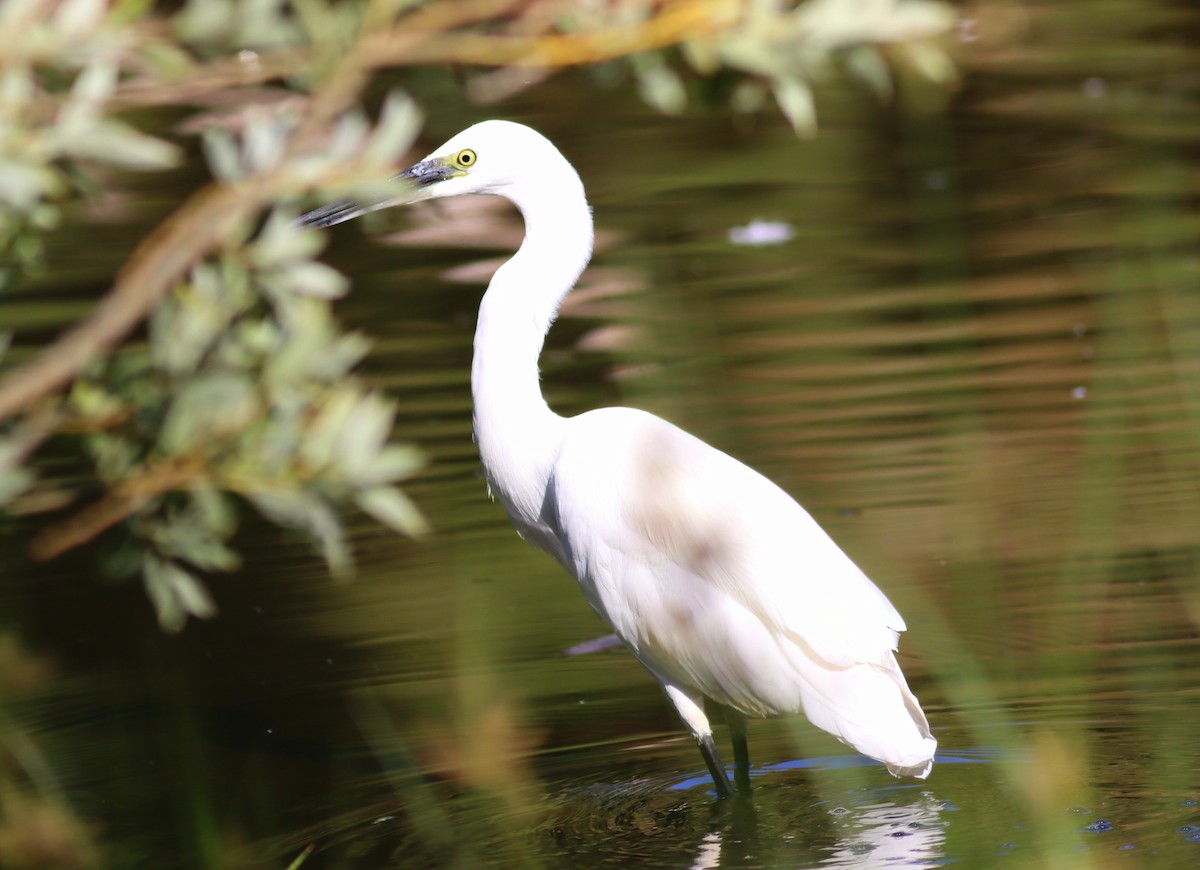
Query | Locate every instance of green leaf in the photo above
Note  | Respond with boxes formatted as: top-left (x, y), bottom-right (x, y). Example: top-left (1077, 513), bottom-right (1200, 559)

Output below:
top-left (899, 40), bottom-right (957, 85)
top-left (218, 258), bottom-right (255, 312)
top-left (772, 76), bottom-right (817, 137)
top-left (309, 331), bottom-right (372, 380)
top-left (260, 262), bottom-right (349, 301)
top-left (175, 536), bottom-right (241, 573)
top-left (357, 445), bottom-right (424, 487)
top-left (261, 298), bottom-right (337, 385)
top-left (680, 38), bottom-right (720, 75)
top-left (55, 0), bottom-right (107, 41)
top-left (364, 90), bottom-right (422, 166)
top-left (170, 566), bottom-right (218, 620)
top-left (0, 463), bottom-right (34, 505)
top-left (843, 45), bottom-right (893, 101)
top-left (282, 261), bottom-right (350, 299)
top-left (356, 486), bottom-right (428, 537)
top-left (300, 385), bottom-right (359, 470)
top-left (224, 319), bottom-right (280, 365)
top-left (137, 41), bottom-right (195, 81)
top-left (64, 56), bottom-right (117, 119)
top-left (59, 120), bottom-right (181, 170)
top-left (143, 553), bottom-right (217, 632)
top-left (159, 373), bottom-right (258, 455)
top-left (636, 63), bottom-right (687, 116)
top-left (152, 508), bottom-right (241, 572)
top-left (189, 484), bottom-right (238, 539)
top-left (68, 380), bottom-right (124, 419)
top-left (100, 539), bottom-right (143, 582)
top-left (717, 35), bottom-right (783, 77)
top-left (242, 113), bottom-right (287, 173)
top-left (328, 110), bottom-right (370, 163)
top-left (203, 127), bottom-right (243, 182)
top-left (250, 208), bottom-right (326, 269)
top-left (150, 282), bottom-right (227, 375)
top-left (336, 393), bottom-right (396, 481)
top-left (174, 0), bottom-right (234, 43)
top-left (730, 80), bottom-right (768, 114)
top-left (0, 159), bottom-right (61, 210)
top-left (246, 489), bottom-right (353, 578)
top-left (88, 433), bottom-right (137, 481)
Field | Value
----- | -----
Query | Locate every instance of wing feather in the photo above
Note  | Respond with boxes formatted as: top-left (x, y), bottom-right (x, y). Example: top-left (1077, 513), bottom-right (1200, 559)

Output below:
top-left (550, 408), bottom-right (936, 775)
top-left (563, 409), bottom-right (904, 668)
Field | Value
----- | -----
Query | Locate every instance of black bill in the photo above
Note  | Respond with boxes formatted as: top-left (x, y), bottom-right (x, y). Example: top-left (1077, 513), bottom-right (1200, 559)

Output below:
top-left (297, 156), bottom-right (456, 229)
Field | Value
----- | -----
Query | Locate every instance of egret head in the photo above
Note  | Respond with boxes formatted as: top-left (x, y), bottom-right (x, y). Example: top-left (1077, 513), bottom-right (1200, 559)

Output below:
top-left (299, 120), bottom-right (574, 229)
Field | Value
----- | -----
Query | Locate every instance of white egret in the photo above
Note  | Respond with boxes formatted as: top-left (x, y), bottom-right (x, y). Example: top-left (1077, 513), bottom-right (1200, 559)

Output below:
top-left (301, 120), bottom-right (937, 797)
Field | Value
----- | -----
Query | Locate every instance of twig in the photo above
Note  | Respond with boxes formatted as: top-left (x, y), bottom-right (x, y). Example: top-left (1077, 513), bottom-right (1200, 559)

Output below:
top-left (364, 0), bottom-right (733, 68)
top-left (0, 184), bottom-right (257, 423)
top-left (26, 459), bottom-right (205, 562)
top-left (113, 0), bottom-right (732, 110)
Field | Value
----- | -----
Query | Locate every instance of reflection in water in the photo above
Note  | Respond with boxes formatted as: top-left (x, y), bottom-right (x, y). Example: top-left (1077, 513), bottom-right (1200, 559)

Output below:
top-left (687, 793), bottom-right (946, 870)
top-left (727, 220), bottom-right (795, 247)
top-left (550, 765), bottom-right (951, 870)
top-left (817, 796), bottom-right (945, 869)
top-left (674, 755), bottom-right (977, 867)
top-left (691, 831), bottom-right (723, 870)
top-left (691, 798), bottom-right (760, 870)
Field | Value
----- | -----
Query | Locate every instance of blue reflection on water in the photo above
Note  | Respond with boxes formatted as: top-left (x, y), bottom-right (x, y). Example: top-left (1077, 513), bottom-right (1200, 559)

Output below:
top-left (669, 748), bottom-right (991, 792)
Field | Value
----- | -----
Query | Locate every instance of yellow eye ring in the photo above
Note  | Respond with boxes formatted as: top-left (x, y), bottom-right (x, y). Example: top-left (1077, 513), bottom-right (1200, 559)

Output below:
top-left (455, 149), bottom-right (477, 168)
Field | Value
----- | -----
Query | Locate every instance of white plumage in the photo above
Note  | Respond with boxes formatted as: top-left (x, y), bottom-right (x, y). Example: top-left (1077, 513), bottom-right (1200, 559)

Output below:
top-left (302, 120), bottom-right (937, 796)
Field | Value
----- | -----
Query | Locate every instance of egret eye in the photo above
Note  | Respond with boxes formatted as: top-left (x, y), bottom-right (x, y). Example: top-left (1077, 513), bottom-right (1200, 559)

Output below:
top-left (455, 149), bottom-right (477, 168)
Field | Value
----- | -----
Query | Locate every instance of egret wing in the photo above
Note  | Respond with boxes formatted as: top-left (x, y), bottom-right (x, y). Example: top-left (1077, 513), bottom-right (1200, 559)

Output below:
top-left (554, 409), bottom-right (905, 670)
top-left (552, 409), bottom-right (936, 776)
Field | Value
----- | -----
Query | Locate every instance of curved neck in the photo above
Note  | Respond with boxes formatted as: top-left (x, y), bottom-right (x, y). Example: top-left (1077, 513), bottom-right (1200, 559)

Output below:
top-left (471, 174), bottom-right (593, 525)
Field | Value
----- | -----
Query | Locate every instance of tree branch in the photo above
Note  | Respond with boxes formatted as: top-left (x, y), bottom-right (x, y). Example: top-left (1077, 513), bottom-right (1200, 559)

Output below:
top-left (26, 459), bottom-right (205, 562)
top-left (0, 183), bottom-right (257, 422)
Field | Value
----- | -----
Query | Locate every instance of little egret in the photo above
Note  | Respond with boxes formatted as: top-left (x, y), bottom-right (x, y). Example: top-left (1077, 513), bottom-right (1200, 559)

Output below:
top-left (301, 120), bottom-right (937, 797)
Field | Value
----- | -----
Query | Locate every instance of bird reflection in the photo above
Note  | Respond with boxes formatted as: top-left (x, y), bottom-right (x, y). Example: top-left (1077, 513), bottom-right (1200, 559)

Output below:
top-left (689, 790), bottom-right (944, 869)
top-left (692, 796), bottom-right (760, 870)
top-left (819, 796), bottom-right (945, 867)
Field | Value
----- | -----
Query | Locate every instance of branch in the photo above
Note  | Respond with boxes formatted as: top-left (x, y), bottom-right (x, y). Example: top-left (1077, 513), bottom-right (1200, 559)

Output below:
top-left (113, 0), bottom-right (734, 110)
top-left (364, 0), bottom-right (734, 68)
top-left (26, 459), bottom-right (204, 562)
top-left (0, 184), bottom-right (258, 422)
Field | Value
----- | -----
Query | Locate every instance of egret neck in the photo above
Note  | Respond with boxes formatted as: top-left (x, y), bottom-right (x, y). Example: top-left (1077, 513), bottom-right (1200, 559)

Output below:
top-left (470, 159), bottom-right (594, 537)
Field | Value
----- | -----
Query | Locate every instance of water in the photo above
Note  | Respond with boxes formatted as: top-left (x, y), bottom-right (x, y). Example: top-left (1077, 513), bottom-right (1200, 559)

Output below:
top-left (4, 1), bottom-right (1200, 866)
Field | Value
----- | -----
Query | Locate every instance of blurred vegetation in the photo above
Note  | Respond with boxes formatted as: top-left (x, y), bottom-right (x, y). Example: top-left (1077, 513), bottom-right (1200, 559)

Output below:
top-left (0, 0), bottom-right (956, 866)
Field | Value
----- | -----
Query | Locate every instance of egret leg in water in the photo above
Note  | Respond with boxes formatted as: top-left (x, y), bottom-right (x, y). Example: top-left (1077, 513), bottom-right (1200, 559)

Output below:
top-left (300, 121), bottom-right (937, 796)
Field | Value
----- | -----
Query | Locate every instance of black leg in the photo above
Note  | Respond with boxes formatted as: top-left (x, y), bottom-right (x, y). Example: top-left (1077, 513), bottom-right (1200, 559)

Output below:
top-left (697, 731), bottom-right (734, 799)
top-left (724, 707), bottom-right (752, 794)
top-left (661, 684), bottom-right (734, 799)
